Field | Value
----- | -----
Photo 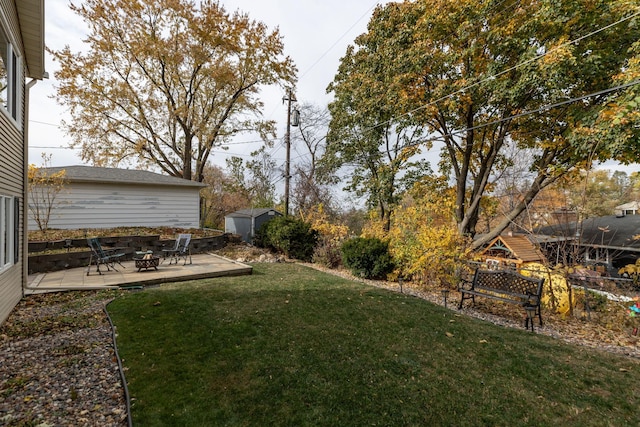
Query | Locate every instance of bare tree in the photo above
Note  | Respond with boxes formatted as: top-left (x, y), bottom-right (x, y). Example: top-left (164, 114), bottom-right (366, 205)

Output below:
top-left (51, 0), bottom-right (296, 181)
top-left (290, 103), bottom-right (336, 215)
top-left (28, 154), bottom-right (67, 234)
top-left (200, 164), bottom-right (249, 229)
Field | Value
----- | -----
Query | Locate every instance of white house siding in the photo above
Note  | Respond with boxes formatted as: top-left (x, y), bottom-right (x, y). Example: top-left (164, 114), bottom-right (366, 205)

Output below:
top-left (0, 0), bottom-right (21, 47)
top-left (0, 0), bottom-right (27, 325)
top-left (29, 182), bottom-right (202, 229)
top-left (0, 263), bottom-right (22, 326)
top-left (0, 108), bottom-right (24, 324)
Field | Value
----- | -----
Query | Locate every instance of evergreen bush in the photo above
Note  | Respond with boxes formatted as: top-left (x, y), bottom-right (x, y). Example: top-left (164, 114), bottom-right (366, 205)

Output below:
top-left (341, 237), bottom-right (394, 279)
top-left (255, 216), bottom-right (318, 261)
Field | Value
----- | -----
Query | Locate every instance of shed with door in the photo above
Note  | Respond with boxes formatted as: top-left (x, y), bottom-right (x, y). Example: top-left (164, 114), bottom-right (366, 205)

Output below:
top-left (224, 208), bottom-right (282, 243)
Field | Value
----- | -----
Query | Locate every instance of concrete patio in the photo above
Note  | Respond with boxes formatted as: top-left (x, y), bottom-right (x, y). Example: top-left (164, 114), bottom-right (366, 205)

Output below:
top-left (26, 253), bottom-right (252, 294)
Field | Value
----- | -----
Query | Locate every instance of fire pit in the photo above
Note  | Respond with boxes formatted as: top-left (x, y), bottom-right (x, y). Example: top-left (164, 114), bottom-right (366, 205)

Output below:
top-left (134, 256), bottom-right (160, 272)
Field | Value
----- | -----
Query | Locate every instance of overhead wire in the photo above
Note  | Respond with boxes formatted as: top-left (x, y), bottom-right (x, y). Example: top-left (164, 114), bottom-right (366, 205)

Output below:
top-left (258, 0), bottom-right (382, 151)
top-left (363, 9), bottom-right (640, 135)
top-left (298, 1), bottom-right (382, 81)
top-left (33, 3), bottom-right (639, 178)
top-left (279, 0), bottom-right (529, 180)
top-left (30, 2), bottom-right (393, 169)
top-left (30, 119), bottom-right (61, 127)
top-left (262, 1), bottom-right (385, 163)
top-left (277, 1), bottom-right (639, 177)
top-left (310, 3), bottom-right (640, 199)
top-left (359, 77), bottom-right (638, 160)
top-left (422, 79), bottom-right (640, 146)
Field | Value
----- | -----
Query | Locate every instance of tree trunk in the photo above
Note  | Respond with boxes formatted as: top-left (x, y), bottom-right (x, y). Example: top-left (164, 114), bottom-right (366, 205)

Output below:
top-left (469, 168), bottom-right (559, 250)
top-left (184, 134), bottom-right (193, 181)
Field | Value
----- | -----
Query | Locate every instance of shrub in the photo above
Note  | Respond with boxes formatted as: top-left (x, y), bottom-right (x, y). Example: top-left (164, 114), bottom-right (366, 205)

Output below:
top-left (303, 204), bottom-right (349, 268)
top-left (255, 216), bottom-right (318, 261)
top-left (362, 177), bottom-right (467, 285)
top-left (341, 237), bottom-right (394, 279)
top-left (312, 238), bottom-right (343, 268)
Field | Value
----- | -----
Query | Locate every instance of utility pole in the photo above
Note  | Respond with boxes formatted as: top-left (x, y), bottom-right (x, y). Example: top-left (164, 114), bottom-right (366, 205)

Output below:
top-left (283, 88), bottom-right (298, 216)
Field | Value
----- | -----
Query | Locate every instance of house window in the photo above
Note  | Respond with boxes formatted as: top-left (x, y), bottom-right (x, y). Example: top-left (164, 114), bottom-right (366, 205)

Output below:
top-left (0, 27), bottom-right (21, 123)
top-left (0, 195), bottom-right (15, 271)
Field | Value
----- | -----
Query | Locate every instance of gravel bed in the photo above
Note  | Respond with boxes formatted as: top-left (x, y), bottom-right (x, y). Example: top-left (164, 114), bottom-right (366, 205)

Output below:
top-left (0, 291), bottom-right (128, 426)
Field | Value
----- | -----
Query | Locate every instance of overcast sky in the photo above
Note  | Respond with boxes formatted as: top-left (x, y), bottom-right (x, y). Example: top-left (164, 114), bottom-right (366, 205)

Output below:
top-left (28, 0), bottom-right (637, 179)
top-left (28, 0), bottom-right (392, 170)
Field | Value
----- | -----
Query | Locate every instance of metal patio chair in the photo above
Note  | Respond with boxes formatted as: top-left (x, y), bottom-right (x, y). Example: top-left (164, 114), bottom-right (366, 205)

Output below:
top-left (162, 233), bottom-right (192, 265)
top-left (87, 237), bottom-right (126, 275)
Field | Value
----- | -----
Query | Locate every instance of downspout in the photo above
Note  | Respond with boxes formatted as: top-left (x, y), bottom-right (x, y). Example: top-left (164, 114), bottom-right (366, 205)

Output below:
top-left (23, 77), bottom-right (39, 295)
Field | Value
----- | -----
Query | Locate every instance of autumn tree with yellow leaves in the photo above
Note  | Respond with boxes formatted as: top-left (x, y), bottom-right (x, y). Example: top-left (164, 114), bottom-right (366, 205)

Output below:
top-left (328, 0), bottom-right (640, 248)
top-left (364, 177), bottom-right (468, 286)
top-left (28, 154), bottom-right (67, 234)
top-left (301, 204), bottom-right (349, 268)
top-left (51, 0), bottom-right (296, 182)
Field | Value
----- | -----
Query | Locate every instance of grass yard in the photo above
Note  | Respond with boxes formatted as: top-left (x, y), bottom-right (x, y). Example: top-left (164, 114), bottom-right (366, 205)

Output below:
top-left (107, 263), bottom-right (640, 426)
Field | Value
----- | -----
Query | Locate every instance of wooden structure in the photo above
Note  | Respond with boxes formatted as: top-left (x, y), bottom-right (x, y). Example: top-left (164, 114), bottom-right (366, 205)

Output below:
top-left (478, 234), bottom-right (546, 269)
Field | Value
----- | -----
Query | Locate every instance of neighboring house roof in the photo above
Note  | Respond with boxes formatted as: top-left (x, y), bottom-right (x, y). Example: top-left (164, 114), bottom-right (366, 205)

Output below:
top-left (226, 208), bottom-right (282, 219)
top-left (479, 234), bottom-right (546, 264)
top-left (42, 166), bottom-right (206, 188)
top-left (615, 201), bottom-right (640, 211)
top-left (17, 0), bottom-right (45, 79)
top-left (536, 215), bottom-right (640, 251)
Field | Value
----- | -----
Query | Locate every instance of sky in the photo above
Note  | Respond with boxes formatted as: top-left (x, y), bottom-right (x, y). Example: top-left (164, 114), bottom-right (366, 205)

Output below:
top-left (28, 0), bottom-right (393, 171)
top-left (27, 0), bottom-right (638, 179)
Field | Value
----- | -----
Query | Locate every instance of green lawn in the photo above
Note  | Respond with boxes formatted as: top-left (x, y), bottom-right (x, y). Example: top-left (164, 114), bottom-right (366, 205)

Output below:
top-left (107, 263), bottom-right (640, 426)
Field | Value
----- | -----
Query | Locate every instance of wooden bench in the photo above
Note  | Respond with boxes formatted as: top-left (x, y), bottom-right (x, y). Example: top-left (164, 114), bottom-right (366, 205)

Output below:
top-left (458, 269), bottom-right (545, 328)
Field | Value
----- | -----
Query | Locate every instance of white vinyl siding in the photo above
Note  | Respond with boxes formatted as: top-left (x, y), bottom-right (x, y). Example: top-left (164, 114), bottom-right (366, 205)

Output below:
top-left (28, 182), bottom-right (202, 230)
top-left (0, 114), bottom-right (24, 325)
top-left (0, 0), bottom-right (45, 325)
top-left (0, 260), bottom-right (20, 325)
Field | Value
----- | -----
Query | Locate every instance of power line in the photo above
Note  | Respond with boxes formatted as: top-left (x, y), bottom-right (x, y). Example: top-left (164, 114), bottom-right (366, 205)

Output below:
top-left (264, 1), bottom-right (383, 123)
top-left (30, 145), bottom-right (78, 150)
top-left (366, 9), bottom-right (640, 134)
top-left (30, 119), bottom-right (62, 127)
top-left (298, 1), bottom-right (381, 81)
top-left (426, 79), bottom-right (640, 144)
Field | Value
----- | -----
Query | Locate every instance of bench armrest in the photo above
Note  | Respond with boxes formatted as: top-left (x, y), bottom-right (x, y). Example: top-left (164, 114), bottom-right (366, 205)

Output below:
top-left (458, 278), bottom-right (473, 291)
top-left (524, 294), bottom-right (540, 306)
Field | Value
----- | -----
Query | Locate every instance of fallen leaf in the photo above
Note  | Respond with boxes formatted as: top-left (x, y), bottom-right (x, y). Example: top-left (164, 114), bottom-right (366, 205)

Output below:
top-left (479, 339), bottom-right (488, 343)
top-left (445, 332), bottom-right (454, 338)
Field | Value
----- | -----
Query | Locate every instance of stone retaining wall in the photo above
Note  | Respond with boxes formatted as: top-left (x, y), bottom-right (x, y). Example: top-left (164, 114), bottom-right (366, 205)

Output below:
top-left (28, 233), bottom-right (240, 274)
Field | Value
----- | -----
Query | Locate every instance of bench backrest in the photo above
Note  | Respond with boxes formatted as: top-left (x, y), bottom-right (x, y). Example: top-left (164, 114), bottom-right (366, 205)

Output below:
top-left (175, 233), bottom-right (191, 254)
top-left (87, 237), bottom-right (107, 259)
top-left (473, 269), bottom-right (544, 298)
